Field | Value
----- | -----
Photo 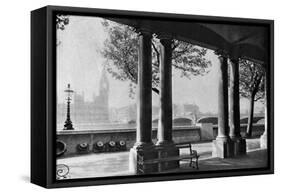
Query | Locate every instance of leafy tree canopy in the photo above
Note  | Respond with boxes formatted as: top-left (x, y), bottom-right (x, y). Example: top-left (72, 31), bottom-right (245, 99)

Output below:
top-left (101, 20), bottom-right (212, 97)
top-left (239, 59), bottom-right (265, 102)
top-left (56, 15), bottom-right (69, 30)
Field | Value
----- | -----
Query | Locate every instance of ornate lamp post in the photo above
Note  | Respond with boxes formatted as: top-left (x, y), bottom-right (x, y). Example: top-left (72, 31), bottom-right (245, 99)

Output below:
top-left (63, 83), bottom-right (74, 130)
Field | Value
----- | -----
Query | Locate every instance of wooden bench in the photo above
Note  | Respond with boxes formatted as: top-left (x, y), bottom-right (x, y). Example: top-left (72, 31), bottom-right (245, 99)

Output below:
top-left (137, 142), bottom-right (199, 174)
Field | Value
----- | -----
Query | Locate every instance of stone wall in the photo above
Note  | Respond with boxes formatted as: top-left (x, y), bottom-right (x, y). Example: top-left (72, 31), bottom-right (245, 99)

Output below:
top-left (57, 124), bottom-right (264, 157)
top-left (212, 123), bottom-right (265, 137)
top-left (57, 126), bottom-right (201, 157)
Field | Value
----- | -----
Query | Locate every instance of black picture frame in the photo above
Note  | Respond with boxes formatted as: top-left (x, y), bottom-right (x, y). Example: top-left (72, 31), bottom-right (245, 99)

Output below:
top-left (31, 5), bottom-right (274, 188)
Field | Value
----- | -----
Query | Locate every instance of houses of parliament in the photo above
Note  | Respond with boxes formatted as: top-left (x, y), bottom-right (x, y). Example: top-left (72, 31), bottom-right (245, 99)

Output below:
top-left (57, 68), bottom-right (110, 127)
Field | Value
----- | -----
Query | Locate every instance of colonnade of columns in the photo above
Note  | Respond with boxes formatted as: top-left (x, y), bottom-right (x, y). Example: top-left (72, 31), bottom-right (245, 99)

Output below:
top-left (212, 50), bottom-right (246, 158)
top-left (129, 29), bottom-right (248, 173)
top-left (129, 29), bottom-right (178, 173)
top-left (133, 30), bottom-right (176, 149)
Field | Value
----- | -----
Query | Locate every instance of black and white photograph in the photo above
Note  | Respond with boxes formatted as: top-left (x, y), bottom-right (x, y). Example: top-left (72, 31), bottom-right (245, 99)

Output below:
top-left (55, 13), bottom-right (271, 180)
top-left (2, 0), bottom-right (281, 193)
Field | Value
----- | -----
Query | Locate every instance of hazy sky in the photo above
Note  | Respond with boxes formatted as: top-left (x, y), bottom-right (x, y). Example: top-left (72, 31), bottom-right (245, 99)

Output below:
top-left (57, 16), bottom-right (263, 114)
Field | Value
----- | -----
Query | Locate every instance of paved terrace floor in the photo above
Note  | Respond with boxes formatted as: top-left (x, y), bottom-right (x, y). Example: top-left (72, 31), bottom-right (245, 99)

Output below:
top-left (57, 138), bottom-right (267, 179)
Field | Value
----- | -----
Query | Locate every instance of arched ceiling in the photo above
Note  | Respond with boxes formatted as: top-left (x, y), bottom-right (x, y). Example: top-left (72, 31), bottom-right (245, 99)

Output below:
top-left (106, 17), bottom-right (269, 64)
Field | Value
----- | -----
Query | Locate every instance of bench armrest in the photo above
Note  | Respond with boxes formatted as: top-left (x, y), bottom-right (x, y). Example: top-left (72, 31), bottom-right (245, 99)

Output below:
top-left (191, 149), bottom-right (197, 156)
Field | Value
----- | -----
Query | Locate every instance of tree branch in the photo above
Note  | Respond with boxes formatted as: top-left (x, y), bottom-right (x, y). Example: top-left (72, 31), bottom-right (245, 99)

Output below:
top-left (152, 87), bottom-right (159, 94)
top-left (172, 41), bottom-right (180, 50)
top-left (151, 42), bottom-right (159, 56)
top-left (152, 42), bottom-right (160, 66)
top-left (254, 95), bottom-right (264, 101)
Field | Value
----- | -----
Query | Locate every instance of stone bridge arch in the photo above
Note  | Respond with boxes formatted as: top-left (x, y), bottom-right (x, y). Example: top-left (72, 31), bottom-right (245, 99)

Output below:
top-left (197, 116), bottom-right (218, 125)
top-left (240, 116), bottom-right (265, 124)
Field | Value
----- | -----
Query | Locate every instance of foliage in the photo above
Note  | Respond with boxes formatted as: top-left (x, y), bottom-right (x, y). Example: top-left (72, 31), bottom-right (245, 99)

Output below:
top-left (56, 15), bottom-right (69, 46)
top-left (239, 59), bottom-right (265, 101)
top-left (101, 20), bottom-right (211, 96)
top-left (56, 15), bottom-right (69, 30)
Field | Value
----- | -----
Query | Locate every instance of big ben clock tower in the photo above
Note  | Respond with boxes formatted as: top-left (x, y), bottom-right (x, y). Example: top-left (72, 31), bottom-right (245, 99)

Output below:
top-left (92, 67), bottom-right (110, 123)
top-left (99, 67), bottom-right (109, 103)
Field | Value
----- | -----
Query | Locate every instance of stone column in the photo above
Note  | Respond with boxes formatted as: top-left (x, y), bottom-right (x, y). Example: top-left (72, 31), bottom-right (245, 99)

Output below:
top-left (156, 35), bottom-right (179, 171)
top-left (228, 57), bottom-right (246, 155)
top-left (157, 38), bottom-right (173, 145)
top-left (260, 72), bottom-right (267, 149)
top-left (217, 53), bottom-right (229, 140)
top-left (154, 34), bottom-right (179, 171)
top-left (135, 30), bottom-right (153, 147)
top-left (212, 50), bottom-right (234, 158)
top-left (129, 29), bottom-right (156, 174)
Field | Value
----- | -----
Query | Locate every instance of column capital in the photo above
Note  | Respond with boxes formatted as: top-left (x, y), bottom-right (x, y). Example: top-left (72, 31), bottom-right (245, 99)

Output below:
top-left (215, 49), bottom-right (229, 58)
top-left (156, 32), bottom-right (173, 40)
top-left (228, 57), bottom-right (240, 70)
top-left (228, 51), bottom-right (241, 62)
top-left (228, 57), bottom-right (240, 64)
top-left (229, 45), bottom-right (241, 61)
top-left (160, 39), bottom-right (174, 47)
top-left (157, 33), bottom-right (174, 49)
top-left (135, 27), bottom-right (153, 37)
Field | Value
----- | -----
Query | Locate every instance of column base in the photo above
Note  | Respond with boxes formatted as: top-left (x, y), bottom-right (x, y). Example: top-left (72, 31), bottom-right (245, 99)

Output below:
top-left (129, 142), bottom-right (180, 174)
top-left (212, 138), bottom-right (234, 158)
top-left (232, 137), bottom-right (246, 156)
top-left (260, 133), bottom-right (267, 149)
top-left (155, 142), bottom-right (179, 172)
top-left (196, 123), bottom-right (214, 141)
top-left (129, 143), bottom-right (158, 174)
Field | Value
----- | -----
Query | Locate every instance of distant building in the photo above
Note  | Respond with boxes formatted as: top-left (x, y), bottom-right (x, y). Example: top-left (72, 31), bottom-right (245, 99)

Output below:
top-left (172, 103), bottom-right (200, 118)
top-left (114, 104), bottom-right (137, 123)
top-left (183, 103), bottom-right (200, 116)
top-left (57, 68), bottom-right (110, 127)
top-left (112, 104), bottom-right (160, 123)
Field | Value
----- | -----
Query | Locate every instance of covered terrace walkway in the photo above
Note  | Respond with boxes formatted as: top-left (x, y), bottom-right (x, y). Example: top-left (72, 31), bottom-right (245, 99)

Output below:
top-left (104, 13), bottom-right (270, 174)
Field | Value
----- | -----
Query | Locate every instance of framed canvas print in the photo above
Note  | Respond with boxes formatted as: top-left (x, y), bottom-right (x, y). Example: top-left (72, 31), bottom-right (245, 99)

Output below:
top-left (31, 5), bottom-right (274, 188)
